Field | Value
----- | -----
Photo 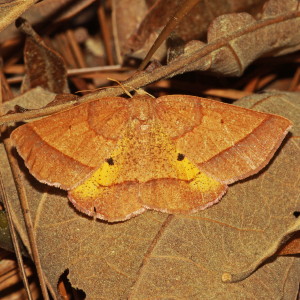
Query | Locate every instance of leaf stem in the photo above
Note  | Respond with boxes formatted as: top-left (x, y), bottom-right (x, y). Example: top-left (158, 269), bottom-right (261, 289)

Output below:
top-left (222, 219), bottom-right (300, 283)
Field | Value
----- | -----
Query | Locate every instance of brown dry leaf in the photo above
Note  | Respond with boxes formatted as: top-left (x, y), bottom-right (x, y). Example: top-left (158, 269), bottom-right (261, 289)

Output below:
top-left (0, 0), bottom-right (96, 42)
top-left (1, 87), bottom-right (56, 114)
top-left (0, 0), bottom-right (38, 33)
top-left (114, 0), bottom-right (264, 60)
top-left (112, 0), bottom-right (149, 63)
top-left (73, 0), bottom-right (300, 103)
top-left (173, 0), bottom-right (300, 77)
top-left (2, 0), bottom-right (300, 123)
top-left (1, 91), bottom-right (299, 299)
top-left (25, 0), bottom-right (97, 24)
top-left (17, 19), bottom-right (69, 94)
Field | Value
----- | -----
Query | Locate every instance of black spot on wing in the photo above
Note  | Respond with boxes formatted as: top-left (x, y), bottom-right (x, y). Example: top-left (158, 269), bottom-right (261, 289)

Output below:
top-left (106, 157), bottom-right (114, 165)
top-left (293, 211), bottom-right (300, 218)
top-left (177, 153), bottom-right (185, 161)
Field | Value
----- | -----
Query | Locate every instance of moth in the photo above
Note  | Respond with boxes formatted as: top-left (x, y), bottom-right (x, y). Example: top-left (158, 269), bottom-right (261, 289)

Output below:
top-left (11, 95), bottom-right (292, 222)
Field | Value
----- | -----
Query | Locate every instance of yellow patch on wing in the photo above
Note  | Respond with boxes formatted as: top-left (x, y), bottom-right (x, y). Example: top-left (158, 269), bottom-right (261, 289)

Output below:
top-left (73, 130), bottom-right (222, 200)
top-left (71, 135), bottom-right (132, 199)
top-left (169, 151), bottom-right (222, 192)
top-left (169, 153), bottom-right (199, 180)
top-left (72, 160), bottom-right (119, 199)
top-left (189, 172), bottom-right (221, 192)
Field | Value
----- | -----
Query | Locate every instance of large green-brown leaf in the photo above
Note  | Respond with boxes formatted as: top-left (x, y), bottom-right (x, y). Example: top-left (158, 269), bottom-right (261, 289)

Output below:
top-left (1, 91), bottom-right (299, 299)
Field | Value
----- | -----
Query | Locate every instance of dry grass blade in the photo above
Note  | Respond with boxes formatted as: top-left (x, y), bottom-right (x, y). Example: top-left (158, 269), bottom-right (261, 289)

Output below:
top-left (4, 135), bottom-right (50, 300)
top-left (0, 72), bottom-right (50, 299)
top-left (0, 172), bottom-right (33, 300)
top-left (0, 73), bottom-right (32, 299)
top-left (97, 1), bottom-right (114, 65)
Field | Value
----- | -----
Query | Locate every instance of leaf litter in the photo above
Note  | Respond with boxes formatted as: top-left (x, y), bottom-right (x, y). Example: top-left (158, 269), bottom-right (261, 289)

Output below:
top-left (0, 91), bottom-right (298, 299)
top-left (0, 0), bottom-right (299, 299)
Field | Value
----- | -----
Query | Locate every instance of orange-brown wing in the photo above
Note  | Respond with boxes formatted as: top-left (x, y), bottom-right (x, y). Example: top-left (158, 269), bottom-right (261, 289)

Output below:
top-left (155, 95), bottom-right (292, 184)
top-left (69, 182), bottom-right (145, 222)
top-left (11, 97), bottom-right (130, 189)
top-left (141, 178), bottom-right (227, 214)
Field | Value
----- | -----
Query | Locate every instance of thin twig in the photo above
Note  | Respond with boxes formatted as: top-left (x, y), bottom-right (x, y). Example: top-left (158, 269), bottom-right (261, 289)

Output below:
top-left (5, 138), bottom-right (50, 300)
top-left (0, 11), bottom-right (299, 125)
top-left (66, 29), bottom-right (86, 68)
top-left (6, 65), bottom-right (127, 84)
top-left (98, 0), bottom-right (114, 65)
top-left (138, 0), bottom-right (201, 70)
top-left (0, 71), bottom-right (50, 299)
top-left (0, 72), bottom-right (33, 300)
top-left (0, 151), bottom-right (33, 300)
top-left (0, 156), bottom-right (32, 300)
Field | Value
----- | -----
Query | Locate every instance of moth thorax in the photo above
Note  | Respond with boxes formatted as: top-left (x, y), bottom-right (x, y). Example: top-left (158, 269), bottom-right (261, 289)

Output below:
top-left (130, 95), bottom-right (153, 121)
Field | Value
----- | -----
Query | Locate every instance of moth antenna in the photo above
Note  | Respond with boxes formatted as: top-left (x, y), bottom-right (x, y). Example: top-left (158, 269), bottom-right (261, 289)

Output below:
top-left (75, 79), bottom-right (138, 97)
top-left (134, 88), bottom-right (155, 98)
top-left (107, 77), bottom-right (133, 98)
